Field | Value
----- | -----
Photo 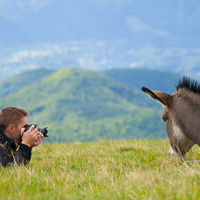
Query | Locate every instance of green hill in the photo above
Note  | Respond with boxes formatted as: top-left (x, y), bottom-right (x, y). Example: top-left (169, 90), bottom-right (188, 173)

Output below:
top-left (103, 68), bottom-right (180, 94)
top-left (0, 68), bottom-right (55, 98)
top-left (0, 67), bottom-right (156, 121)
top-left (0, 67), bottom-right (166, 142)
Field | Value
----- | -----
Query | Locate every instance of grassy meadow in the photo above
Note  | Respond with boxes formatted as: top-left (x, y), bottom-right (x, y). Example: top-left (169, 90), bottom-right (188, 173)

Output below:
top-left (1, 139), bottom-right (200, 200)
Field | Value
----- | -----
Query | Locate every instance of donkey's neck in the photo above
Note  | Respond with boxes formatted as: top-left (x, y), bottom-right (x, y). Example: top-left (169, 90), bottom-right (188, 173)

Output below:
top-left (172, 88), bottom-right (200, 146)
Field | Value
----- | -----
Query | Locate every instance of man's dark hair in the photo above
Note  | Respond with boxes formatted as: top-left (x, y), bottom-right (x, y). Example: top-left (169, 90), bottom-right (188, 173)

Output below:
top-left (0, 106), bottom-right (29, 131)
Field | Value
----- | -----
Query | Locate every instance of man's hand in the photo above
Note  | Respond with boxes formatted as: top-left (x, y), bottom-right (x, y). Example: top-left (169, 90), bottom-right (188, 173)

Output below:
top-left (21, 125), bottom-right (43, 148)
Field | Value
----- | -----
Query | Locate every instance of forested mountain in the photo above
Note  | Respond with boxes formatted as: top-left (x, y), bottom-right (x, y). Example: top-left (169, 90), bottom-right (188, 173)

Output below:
top-left (0, 67), bottom-right (180, 142)
top-left (0, 67), bottom-right (159, 121)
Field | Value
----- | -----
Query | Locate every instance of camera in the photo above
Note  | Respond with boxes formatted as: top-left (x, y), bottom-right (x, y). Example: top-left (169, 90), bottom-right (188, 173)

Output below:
top-left (24, 124), bottom-right (48, 137)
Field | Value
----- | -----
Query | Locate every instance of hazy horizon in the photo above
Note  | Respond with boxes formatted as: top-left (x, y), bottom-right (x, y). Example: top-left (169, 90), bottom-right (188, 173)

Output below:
top-left (0, 0), bottom-right (200, 79)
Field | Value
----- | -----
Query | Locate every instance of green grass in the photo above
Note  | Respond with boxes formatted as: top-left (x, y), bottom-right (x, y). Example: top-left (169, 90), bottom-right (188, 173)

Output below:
top-left (1, 139), bottom-right (200, 199)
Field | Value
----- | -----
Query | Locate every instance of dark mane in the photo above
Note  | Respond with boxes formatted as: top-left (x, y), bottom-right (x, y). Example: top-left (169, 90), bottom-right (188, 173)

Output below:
top-left (175, 76), bottom-right (200, 94)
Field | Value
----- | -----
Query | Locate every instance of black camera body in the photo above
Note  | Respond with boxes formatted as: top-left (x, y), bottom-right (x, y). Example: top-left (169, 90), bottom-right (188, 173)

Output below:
top-left (24, 124), bottom-right (48, 137)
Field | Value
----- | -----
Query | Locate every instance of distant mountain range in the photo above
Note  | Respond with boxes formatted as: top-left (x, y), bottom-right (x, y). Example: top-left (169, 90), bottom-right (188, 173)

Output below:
top-left (0, 67), bottom-right (180, 142)
top-left (103, 68), bottom-right (180, 94)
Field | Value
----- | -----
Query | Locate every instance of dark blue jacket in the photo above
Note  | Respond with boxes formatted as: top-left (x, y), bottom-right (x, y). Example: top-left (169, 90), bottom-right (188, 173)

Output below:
top-left (0, 126), bottom-right (32, 167)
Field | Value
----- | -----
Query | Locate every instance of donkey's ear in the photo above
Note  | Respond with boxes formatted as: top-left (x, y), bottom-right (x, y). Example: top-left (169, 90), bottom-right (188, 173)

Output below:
top-left (141, 87), bottom-right (173, 106)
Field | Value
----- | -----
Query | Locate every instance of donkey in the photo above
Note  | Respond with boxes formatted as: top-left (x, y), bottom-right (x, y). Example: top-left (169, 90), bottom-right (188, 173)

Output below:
top-left (141, 76), bottom-right (200, 158)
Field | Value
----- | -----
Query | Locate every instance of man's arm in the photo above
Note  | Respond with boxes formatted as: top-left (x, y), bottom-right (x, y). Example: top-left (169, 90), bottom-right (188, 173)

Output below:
top-left (0, 125), bottom-right (43, 167)
top-left (0, 142), bottom-right (32, 167)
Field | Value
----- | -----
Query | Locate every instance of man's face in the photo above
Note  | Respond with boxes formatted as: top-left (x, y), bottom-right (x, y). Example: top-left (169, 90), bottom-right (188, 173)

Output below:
top-left (12, 116), bottom-right (28, 144)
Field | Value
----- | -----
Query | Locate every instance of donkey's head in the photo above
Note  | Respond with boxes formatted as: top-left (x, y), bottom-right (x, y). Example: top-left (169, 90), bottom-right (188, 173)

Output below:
top-left (141, 77), bottom-right (200, 158)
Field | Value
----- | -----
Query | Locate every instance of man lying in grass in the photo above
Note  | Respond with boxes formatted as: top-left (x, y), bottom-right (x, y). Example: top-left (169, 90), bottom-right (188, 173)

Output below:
top-left (0, 106), bottom-right (43, 167)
